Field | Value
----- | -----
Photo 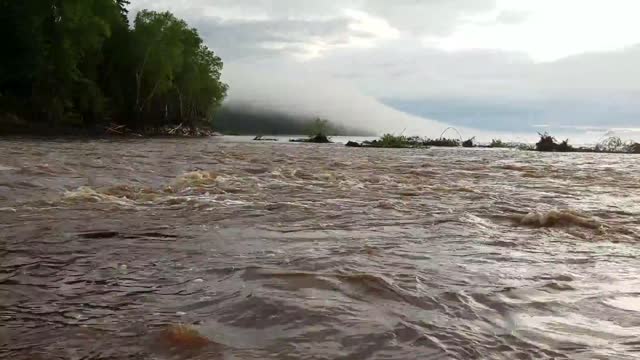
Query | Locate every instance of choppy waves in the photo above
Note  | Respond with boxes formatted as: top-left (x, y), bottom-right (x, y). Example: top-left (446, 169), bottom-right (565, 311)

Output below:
top-left (1, 138), bottom-right (640, 359)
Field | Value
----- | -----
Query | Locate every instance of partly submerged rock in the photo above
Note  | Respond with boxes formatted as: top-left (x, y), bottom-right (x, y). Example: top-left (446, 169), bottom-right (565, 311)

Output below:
top-left (253, 135), bottom-right (278, 141)
top-left (345, 141), bottom-right (362, 147)
top-left (290, 134), bottom-right (332, 143)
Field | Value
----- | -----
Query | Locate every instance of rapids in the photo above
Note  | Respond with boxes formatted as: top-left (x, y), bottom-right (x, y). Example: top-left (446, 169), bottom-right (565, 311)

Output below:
top-left (1, 137), bottom-right (639, 359)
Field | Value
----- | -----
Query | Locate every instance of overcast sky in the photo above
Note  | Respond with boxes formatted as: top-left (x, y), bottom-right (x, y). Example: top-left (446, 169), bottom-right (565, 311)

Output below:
top-left (130, 0), bottom-right (640, 141)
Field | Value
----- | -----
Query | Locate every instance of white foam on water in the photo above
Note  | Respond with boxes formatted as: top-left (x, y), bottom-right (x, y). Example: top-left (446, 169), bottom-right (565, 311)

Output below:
top-left (604, 296), bottom-right (640, 312)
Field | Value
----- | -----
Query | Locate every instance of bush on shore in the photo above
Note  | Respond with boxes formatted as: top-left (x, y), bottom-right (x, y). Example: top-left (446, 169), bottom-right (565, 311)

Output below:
top-left (489, 139), bottom-right (508, 148)
top-left (351, 134), bottom-right (463, 148)
top-left (290, 118), bottom-right (334, 143)
top-left (423, 137), bottom-right (461, 147)
top-left (462, 137), bottom-right (475, 147)
top-left (594, 136), bottom-right (640, 153)
top-left (363, 134), bottom-right (419, 148)
top-left (535, 133), bottom-right (573, 152)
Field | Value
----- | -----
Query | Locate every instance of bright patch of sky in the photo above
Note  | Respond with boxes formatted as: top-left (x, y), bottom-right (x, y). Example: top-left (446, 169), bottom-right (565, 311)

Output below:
top-left (294, 10), bottom-right (400, 60)
top-left (427, 0), bottom-right (640, 62)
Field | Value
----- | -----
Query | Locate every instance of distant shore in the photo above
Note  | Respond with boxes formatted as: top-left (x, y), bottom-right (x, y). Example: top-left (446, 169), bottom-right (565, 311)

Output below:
top-left (2, 123), bottom-right (639, 155)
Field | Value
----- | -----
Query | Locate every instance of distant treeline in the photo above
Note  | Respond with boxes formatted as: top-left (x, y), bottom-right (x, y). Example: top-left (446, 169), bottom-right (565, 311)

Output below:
top-left (0, 1), bottom-right (227, 135)
top-left (214, 105), bottom-right (374, 136)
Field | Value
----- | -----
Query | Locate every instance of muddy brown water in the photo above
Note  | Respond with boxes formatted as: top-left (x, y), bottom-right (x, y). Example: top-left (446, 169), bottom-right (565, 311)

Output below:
top-left (1, 137), bottom-right (639, 359)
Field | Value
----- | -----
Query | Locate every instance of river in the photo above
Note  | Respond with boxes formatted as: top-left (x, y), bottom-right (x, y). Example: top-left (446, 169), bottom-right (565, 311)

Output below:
top-left (1, 137), bottom-right (639, 359)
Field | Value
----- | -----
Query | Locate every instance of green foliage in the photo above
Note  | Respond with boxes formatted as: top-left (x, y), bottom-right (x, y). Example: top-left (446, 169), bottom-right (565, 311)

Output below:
top-left (116, 0), bottom-right (130, 19)
top-left (596, 136), bottom-right (626, 152)
top-left (462, 137), bottom-right (475, 147)
top-left (490, 139), bottom-right (507, 148)
top-left (130, 10), bottom-right (227, 129)
top-left (423, 137), bottom-right (461, 147)
top-left (626, 142), bottom-right (640, 153)
top-left (364, 134), bottom-right (427, 148)
top-left (307, 118), bottom-right (331, 137)
top-left (488, 139), bottom-right (523, 149)
top-left (373, 134), bottom-right (412, 148)
top-left (0, 1), bottom-right (227, 134)
top-left (535, 132), bottom-right (573, 152)
top-left (595, 136), bottom-right (640, 153)
top-left (361, 134), bottom-right (463, 148)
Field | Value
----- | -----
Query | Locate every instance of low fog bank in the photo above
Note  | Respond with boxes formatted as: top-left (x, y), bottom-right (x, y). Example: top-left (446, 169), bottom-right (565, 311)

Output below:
top-left (221, 64), bottom-right (639, 144)
top-left (214, 105), bottom-right (374, 136)
top-left (222, 64), bottom-right (504, 141)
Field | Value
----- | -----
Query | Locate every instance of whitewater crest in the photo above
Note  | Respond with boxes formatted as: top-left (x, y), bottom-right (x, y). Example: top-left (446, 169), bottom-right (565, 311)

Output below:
top-left (3, 139), bottom-right (640, 359)
top-left (59, 170), bottom-right (236, 209)
top-left (174, 170), bottom-right (218, 188)
top-left (63, 186), bottom-right (138, 206)
top-left (515, 209), bottom-right (603, 230)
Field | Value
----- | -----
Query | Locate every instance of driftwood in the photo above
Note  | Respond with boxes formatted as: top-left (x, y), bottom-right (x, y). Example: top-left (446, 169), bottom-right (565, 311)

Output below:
top-left (105, 123), bottom-right (127, 134)
top-left (104, 122), bottom-right (219, 137)
top-left (168, 123), bottom-right (183, 135)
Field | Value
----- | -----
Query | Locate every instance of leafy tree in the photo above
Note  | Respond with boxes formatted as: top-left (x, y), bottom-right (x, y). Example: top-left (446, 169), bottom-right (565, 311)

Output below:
top-left (0, 2), bottom-right (227, 134)
top-left (130, 10), bottom-right (226, 129)
top-left (116, 0), bottom-right (130, 19)
top-left (307, 118), bottom-right (332, 137)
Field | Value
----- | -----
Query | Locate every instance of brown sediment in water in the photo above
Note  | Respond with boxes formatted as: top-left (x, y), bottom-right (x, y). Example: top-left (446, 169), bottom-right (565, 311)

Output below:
top-left (2, 138), bottom-right (640, 359)
top-left (174, 170), bottom-right (219, 187)
top-left (521, 170), bottom-right (547, 178)
top-left (162, 324), bottom-right (210, 349)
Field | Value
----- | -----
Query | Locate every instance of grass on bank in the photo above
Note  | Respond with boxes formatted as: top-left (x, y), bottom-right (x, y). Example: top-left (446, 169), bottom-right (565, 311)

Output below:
top-left (347, 134), bottom-right (463, 148)
top-left (348, 133), bottom-right (503, 149)
top-left (362, 134), bottom-right (423, 148)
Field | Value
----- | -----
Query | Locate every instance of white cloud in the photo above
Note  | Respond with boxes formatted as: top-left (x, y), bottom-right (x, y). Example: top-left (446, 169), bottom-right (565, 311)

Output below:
top-left (128, 0), bottom-right (640, 141)
top-left (429, 0), bottom-right (640, 62)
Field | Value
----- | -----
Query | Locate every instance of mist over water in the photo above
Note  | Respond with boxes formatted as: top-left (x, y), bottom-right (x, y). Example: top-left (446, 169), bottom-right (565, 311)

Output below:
top-left (223, 64), bottom-right (502, 140)
top-left (2, 137), bottom-right (640, 359)
top-left (222, 64), bottom-right (640, 144)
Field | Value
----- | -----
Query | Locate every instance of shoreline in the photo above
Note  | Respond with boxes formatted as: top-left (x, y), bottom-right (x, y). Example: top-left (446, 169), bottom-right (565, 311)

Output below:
top-left (0, 121), bottom-right (223, 138)
top-left (1, 130), bottom-right (639, 155)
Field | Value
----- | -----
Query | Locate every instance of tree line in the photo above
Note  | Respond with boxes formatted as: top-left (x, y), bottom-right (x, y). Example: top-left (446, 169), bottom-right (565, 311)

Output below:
top-left (0, 0), bottom-right (228, 134)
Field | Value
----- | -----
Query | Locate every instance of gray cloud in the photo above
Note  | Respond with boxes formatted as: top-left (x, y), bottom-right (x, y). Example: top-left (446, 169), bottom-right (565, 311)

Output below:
top-left (129, 0), bottom-right (497, 58)
top-left (128, 0), bottom-right (640, 141)
top-left (305, 42), bottom-right (640, 138)
top-left (362, 0), bottom-right (495, 34)
top-left (188, 17), bottom-right (354, 60)
top-left (302, 40), bottom-right (640, 102)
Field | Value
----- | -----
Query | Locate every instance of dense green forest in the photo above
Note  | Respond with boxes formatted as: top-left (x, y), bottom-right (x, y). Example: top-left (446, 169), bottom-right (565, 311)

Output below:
top-left (0, 0), bottom-right (228, 135)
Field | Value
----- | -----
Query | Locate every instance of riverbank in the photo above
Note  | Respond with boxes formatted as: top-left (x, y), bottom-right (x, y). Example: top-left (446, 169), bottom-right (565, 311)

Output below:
top-left (0, 115), bottom-right (222, 137)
